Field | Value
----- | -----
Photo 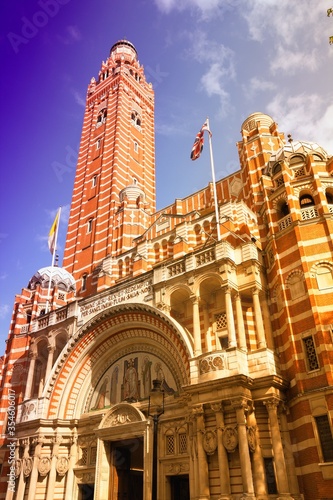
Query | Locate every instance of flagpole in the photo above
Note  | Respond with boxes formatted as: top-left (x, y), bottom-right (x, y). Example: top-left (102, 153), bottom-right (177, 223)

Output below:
top-left (206, 118), bottom-right (221, 241)
top-left (45, 207), bottom-right (61, 314)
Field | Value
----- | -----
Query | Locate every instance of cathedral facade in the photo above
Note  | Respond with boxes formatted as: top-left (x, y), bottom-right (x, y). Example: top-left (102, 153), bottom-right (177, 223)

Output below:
top-left (1, 39), bottom-right (333, 500)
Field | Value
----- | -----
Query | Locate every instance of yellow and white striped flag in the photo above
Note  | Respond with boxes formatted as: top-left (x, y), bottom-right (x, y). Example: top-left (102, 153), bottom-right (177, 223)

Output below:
top-left (48, 208), bottom-right (60, 255)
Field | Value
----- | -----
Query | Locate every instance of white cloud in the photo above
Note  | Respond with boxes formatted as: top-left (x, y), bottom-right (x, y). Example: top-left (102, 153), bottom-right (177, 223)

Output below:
top-left (57, 25), bottom-right (82, 45)
top-left (267, 92), bottom-right (333, 154)
top-left (240, 0), bottom-right (330, 74)
top-left (72, 90), bottom-right (86, 107)
top-left (246, 77), bottom-right (276, 97)
top-left (270, 45), bottom-right (319, 74)
top-left (154, 0), bottom-right (223, 15)
top-left (184, 30), bottom-right (235, 116)
top-left (200, 63), bottom-right (231, 117)
top-left (0, 304), bottom-right (10, 320)
top-left (241, 0), bottom-right (324, 45)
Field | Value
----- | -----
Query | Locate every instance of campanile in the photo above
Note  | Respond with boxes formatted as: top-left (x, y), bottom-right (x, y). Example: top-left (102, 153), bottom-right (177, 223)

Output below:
top-left (63, 40), bottom-right (155, 295)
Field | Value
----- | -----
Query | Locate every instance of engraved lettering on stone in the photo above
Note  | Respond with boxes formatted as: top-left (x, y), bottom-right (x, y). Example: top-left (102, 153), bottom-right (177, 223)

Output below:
top-left (80, 279), bottom-right (153, 316)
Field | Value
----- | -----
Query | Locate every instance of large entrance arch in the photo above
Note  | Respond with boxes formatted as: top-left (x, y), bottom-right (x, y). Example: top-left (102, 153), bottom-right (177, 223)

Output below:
top-left (46, 303), bottom-right (192, 420)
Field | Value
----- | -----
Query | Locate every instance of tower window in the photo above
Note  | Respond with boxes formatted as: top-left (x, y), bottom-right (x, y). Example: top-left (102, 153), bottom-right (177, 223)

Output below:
top-left (96, 109), bottom-right (107, 127)
top-left (96, 139), bottom-right (101, 150)
top-left (315, 415), bottom-right (333, 462)
top-left (81, 274), bottom-right (87, 292)
top-left (131, 110), bottom-right (141, 129)
top-left (87, 219), bottom-right (93, 233)
top-left (92, 175), bottom-right (97, 187)
top-left (134, 141), bottom-right (139, 153)
top-left (303, 335), bottom-right (319, 371)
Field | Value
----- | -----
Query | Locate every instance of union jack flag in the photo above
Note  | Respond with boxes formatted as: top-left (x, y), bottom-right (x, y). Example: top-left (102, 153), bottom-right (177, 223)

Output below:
top-left (190, 121), bottom-right (212, 161)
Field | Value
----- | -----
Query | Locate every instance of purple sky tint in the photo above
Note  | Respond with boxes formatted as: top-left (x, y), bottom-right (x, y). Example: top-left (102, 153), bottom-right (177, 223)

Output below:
top-left (1, 0), bottom-right (333, 351)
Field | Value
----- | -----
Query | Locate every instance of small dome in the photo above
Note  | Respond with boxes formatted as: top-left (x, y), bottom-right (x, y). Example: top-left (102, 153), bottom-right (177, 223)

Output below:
top-left (241, 112), bottom-right (274, 133)
top-left (269, 140), bottom-right (328, 163)
top-left (110, 40), bottom-right (137, 61)
top-left (28, 266), bottom-right (76, 293)
top-left (119, 183), bottom-right (146, 203)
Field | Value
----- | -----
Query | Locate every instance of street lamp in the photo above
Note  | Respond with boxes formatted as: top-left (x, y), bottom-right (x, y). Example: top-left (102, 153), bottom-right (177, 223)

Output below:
top-left (148, 379), bottom-right (165, 500)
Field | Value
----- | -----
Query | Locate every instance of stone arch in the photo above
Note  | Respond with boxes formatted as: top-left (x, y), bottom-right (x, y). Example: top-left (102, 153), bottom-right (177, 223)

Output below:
top-left (99, 403), bottom-right (146, 430)
top-left (46, 303), bottom-right (192, 420)
top-left (311, 261), bottom-right (333, 290)
top-left (274, 197), bottom-right (290, 219)
top-left (168, 283), bottom-right (192, 323)
top-left (285, 270), bottom-right (306, 300)
top-left (293, 184), bottom-right (314, 198)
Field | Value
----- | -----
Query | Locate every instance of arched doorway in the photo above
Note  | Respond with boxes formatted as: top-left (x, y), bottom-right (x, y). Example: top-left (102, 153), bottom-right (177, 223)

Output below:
top-left (94, 404), bottom-right (149, 500)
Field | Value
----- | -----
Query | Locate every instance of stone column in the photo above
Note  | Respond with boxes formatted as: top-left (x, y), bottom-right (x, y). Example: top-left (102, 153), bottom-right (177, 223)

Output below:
top-left (264, 399), bottom-right (294, 500)
top-left (246, 403), bottom-right (267, 497)
top-left (188, 416), bottom-right (198, 498)
top-left (27, 436), bottom-right (44, 500)
top-left (225, 288), bottom-right (237, 348)
top-left (194, 405), bottom-right (210, 499)
top-left (211, 403), bottom-right (231, 499)
top-left (235, 293), bottom-right (247, 351)
top-left (278, 406), bottom-right (301, 499)
top-left (252, 288), bottom-right (267, 348)
top-left (231, 398), bottom-right (255, 498)
top-left (203, 302), bottom-right (212, 352)
top-left (191, 296), bottom-right (202, 356)
top-left (261, 294), bottom-right (275, 349)
top-left (65, 432), bottom-right (78, 500)
top-left (45, 343), bottom-right (56, 381)
top-left (24, 350), bottom-right (37, 400)
top-left (46, 434), bottom-right (62, 500)
top-left (15, 439), bottom-right (29, 500)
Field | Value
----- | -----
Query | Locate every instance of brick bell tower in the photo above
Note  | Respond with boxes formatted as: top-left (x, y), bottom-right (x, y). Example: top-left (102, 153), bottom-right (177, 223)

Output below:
top-left (63, 40), bottom-right (155, 296)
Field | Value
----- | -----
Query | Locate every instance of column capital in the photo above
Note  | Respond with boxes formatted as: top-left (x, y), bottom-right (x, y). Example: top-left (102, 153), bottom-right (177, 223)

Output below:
top-left (28, 349), bottom-right (38, 360)
top-left (263, 397), bottom-right (281, 412)
top-left (252, 286), bottom-right (261, 296)
top-left (192, 404), bottom-right (204, 417)
top-left (230, 397), bottom-right (250, 411)
top-left (211, 402), bottom-right (222, 413)
top-left (190, 294), bottom-right (200, 305)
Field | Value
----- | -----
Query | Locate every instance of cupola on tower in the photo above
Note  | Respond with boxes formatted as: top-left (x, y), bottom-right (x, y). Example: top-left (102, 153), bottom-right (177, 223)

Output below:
top-left (63, 40), bottom-right (155, 296)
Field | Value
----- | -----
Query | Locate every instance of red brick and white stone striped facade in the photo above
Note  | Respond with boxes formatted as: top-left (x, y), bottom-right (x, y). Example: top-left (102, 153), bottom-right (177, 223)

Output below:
top-left (0, 40), bottom-right (332, 500)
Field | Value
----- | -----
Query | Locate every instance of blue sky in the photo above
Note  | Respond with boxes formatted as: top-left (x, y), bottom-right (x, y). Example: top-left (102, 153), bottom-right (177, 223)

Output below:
top-left (1, 0), bottom-right (333, 352)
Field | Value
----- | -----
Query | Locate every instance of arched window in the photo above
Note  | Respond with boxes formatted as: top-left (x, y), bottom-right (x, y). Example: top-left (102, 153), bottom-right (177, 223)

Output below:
top-left (316, 265), bottom-right (333, 290)
top-left (118, 260), bottom-right (123, 279)
top-left (81, 274), bottom-right (87, 291)
top-left (277, 199), bottom-right (290, 219)
top-left (96, 109), bottom-right (107, 127)
top-left (131, 110), bottom-right (141, 129)
top-left (287, 272), bottom-right (305, 300)
top-left (289, 154), bottom-right (305, 166)
top-left (326, 189), bottom-right (333, 205)
top-left (154, 243), bottom-right (160, 263)
top-left (194, 224), bottom-right (202, 246)
top-left (299, 194), bottom-right (315, 207)
top-left (272, 162), bottom-right (282, 176)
